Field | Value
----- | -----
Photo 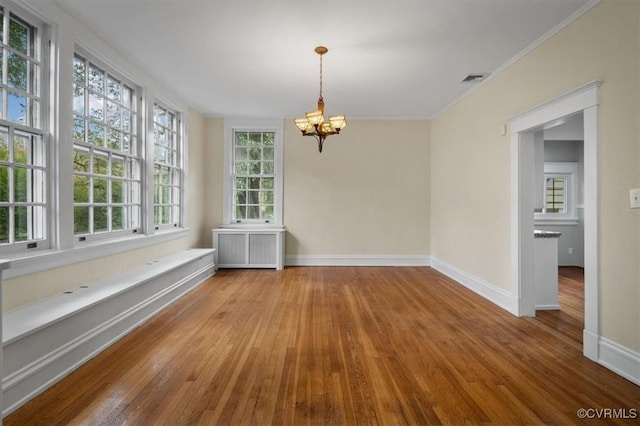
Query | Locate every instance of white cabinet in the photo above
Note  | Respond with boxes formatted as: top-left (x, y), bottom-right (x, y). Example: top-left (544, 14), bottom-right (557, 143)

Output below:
top-left (533, 231), bottom-right (561, 310)
top-left (212, 228), bottom-right (285, 270)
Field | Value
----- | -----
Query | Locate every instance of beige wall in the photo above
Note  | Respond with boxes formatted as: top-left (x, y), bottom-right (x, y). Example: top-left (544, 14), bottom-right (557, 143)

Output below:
top-left (186, 108), bottom-right (209, 248)
top-left (202, 118), bottom-right (430, 257)
top-left (202, 117), bottom-right (225, 240)
top-left (3, 108), bottom-right (210, 312)
top-left (284, 120), bottom-right (430, 256)
top-left (430, 0), bottom-right (639, 351)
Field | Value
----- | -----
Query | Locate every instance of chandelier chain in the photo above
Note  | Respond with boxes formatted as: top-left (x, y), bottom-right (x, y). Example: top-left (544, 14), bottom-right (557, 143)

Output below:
top-left (319, 53), bottom-right (323, 100)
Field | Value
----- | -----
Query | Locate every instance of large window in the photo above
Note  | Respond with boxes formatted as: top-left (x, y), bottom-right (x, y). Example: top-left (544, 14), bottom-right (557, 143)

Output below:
top-left (223, 119), bottom-right (283, 226)
top-left (233, 130), bottom-right (275, 222)
top-left (0, 6), bottom-right (47, 253)
top-left (72, 52), bottom-right (140, 240)
top-left (0, 3), bottom-right (190, 277)
top-left (153, 103), bottom-right (181, 228)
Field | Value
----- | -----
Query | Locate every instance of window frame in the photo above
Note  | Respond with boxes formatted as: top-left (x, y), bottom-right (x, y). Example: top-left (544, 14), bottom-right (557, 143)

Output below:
top-left (151, 100), bottom-right (184, 230)
top-left (0, 2), bottom-right (50, 255)
top-left (222, 119), bottom-right (283, 227)
top-left (535, 162), bottom-right (579, 225)
top-left (0, 5), bottom-right (191, 279)
top-left (71, 48), bottom-right (143, 243)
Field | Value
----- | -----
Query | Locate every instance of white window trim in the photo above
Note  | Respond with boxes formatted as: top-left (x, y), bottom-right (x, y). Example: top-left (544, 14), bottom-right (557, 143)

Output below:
top-left (0, 2), bottom-right (52, 255)
top-left (535, 162), bottom-right (579, 225)
top-left (149, 98), bottom-right (186, 231)
top-left (71, 46), bottom-right (144, 243)
top-left (0, 33), bottom-right (190, 278)
top-left (222, 118), bottom-right (284, 228)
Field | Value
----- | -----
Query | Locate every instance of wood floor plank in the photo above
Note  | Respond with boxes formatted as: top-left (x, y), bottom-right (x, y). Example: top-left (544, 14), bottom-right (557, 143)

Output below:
top-left (534, 266), bottom-right (585, 347)
top-left (5, 266), bottom-right (639, 425)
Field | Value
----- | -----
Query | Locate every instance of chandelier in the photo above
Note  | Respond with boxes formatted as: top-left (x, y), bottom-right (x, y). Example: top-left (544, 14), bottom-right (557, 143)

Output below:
top-left (294, 46), bottom-right (347, 153)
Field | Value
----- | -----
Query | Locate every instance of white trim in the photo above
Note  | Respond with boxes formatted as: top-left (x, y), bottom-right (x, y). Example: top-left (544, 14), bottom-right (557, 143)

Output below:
top-left (0, 259), bottom-right (7, 419)
top-left (70, 47), bottom-right (145, 241)
top-left (510, 81), bottom-right (601, 132)
top-left (534, 304), bottom-right (561, 311)
top-left (431, 257), bottom-right (518, 315)
top-left (509, 80), bottom-right (601, 362)
top-left (285, 255), bottom-right (431, 267)
top-left (583, 329), bottom-right (599, 361)
top-left (511, 131), bottom-right (537, 317)
top-left (220, 223), bottom-right (284, 230)
top-left (598, 337), bottom-right (640, 387)
top-left (534, 219), bottom-right (579, 226)
top-left (582, 103), bottom-right (599, 360)
top-left (0, 259), bottom-right (11, 271)
top-left (0, 2), bottom-right (52, 254)
top-left (431, 0), bottom-right (601, 120)
top-left (222, 118), bottom-right (284, 226)
top-left (3, 228), bottom-right (187, 279)
top-left (150, 99), bottom-right (186, 230)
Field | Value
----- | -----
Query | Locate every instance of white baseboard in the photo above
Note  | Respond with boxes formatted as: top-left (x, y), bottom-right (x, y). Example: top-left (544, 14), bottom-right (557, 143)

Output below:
top-left (430, 257), bottom-right (518, 315)
top-left (2, 249), bottom-right (215, 417)
top-left (285, 254), bottom-right (431, 267)
top-left (583, 329), bottom-right (599, 361)
top-left (598, 337), bottom-right (640, 387)
top-left (535, 304), bottom-right (561, 310)
top-left (430, 258), bottom-right (639, 387)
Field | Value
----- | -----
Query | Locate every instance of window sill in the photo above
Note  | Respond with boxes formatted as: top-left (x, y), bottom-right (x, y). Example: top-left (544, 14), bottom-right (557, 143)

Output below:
top-left (220, 224), bottom-right (284, 230)
top-left (0, 259), bottom-right (10, 272)
top-left (2, 228), bottom-right (188, 279)
top-left (534, 218), bottom-right (579, 226)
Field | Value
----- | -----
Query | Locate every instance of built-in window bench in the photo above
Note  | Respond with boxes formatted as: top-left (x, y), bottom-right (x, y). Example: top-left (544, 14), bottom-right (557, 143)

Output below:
top-left (2, 248), bottom-right (215, 416)
top-left (0, 257), bottom-right (10, 419)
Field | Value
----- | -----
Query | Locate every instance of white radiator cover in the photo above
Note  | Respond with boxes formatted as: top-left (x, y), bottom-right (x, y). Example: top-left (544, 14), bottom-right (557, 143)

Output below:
top-left (212, 227), bottom-right (285, 270)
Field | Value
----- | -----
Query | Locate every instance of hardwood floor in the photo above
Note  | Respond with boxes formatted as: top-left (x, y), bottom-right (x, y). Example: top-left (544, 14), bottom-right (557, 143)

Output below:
top-left (533, 267), bottom-right (585, 349)
top-left (6, 267), bottom-right (639, 425)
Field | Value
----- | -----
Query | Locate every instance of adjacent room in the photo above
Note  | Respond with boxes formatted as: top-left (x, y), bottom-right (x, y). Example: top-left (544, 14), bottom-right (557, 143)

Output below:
top-left (0, 0), bottom-right (638, 423)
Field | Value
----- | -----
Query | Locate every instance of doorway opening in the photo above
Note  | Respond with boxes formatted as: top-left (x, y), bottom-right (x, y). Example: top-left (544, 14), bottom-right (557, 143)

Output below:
top-left (533, 115), bottom-right (585, 347)
top-left (509, 81), bottom-right (601, 361)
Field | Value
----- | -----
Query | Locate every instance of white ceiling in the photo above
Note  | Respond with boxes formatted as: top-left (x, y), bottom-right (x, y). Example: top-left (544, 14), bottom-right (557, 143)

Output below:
top-left (50, 0), bottom-right (592, 119)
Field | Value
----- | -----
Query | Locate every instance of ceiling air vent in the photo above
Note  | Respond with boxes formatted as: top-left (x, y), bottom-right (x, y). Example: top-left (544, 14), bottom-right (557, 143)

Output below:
top-left (461, 73), bottom-right (489, 83)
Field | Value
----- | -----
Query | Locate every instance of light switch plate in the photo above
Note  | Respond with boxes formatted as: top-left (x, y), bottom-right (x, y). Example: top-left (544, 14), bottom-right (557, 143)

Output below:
top-left (630, 188), bottom-right (640, 209)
